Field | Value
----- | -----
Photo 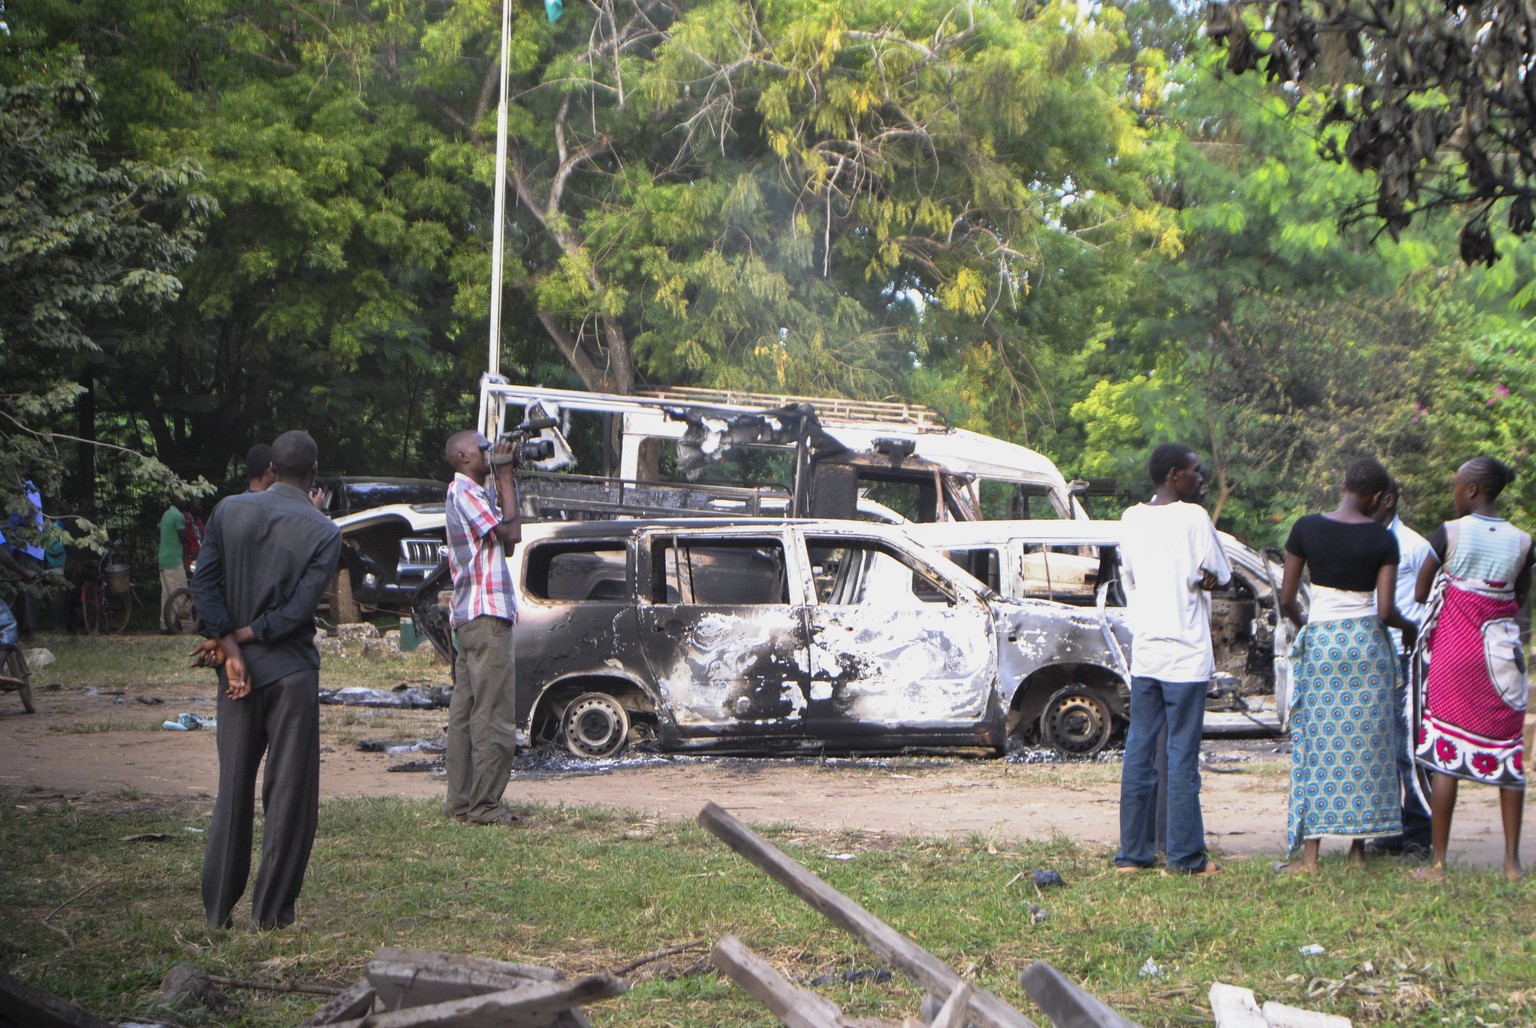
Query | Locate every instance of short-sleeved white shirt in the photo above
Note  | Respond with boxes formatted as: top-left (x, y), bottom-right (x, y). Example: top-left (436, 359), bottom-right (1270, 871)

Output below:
top-left (1120, 501), bottom-right (1232, 681)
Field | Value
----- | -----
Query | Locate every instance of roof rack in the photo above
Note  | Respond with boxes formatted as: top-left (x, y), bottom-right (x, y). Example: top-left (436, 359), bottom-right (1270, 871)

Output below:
top-left (634, 386), bottom-right (949, 431)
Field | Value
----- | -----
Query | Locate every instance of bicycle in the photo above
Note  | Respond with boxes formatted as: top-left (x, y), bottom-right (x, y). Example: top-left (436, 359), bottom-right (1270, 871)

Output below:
top-left (80, 546), bottom-right (135, 635)
top-left (0, 640), bottom-right (35, 714)
top-left (162, 581), bottom-right (198, 634)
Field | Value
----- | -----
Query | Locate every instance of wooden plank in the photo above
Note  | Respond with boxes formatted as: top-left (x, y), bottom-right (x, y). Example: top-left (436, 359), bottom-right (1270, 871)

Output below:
top-left (367, 948), bottom-right (563, 1009)
top-left (1208, 983), bottom-right (1267, 1028)
top-left (301, 980), bottom-right (377, 1025)
top-left (928, 981), bottom-right (973, 1028)
top-left (698, 802), bottom-right (1035, 1028)
top-left (0, 971), bottom-right (117, 1028)
top-left (711, 935), bottom-right (847, 1028)
top-left (1259, 1001), bottom-right (1351, 1028)
top-left (1017, 961), bottom-right (1139, 1027)
top-left (323, 976), bottom-right (627, 1028)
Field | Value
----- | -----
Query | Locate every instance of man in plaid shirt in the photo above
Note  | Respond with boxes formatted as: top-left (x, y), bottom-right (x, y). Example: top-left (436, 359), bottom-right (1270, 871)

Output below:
top-left (442, 429), bottom-right (526, 826)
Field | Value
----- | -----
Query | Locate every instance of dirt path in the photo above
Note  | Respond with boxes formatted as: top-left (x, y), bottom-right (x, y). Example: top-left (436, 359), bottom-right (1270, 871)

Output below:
top-left (0, 656), bottom-right (1524, 870)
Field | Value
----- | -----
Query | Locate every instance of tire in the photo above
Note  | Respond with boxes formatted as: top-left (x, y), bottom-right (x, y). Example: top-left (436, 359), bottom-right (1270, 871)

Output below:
top-left (82, 581), bottom-right (106, 636)
top-left (106, 589), bottom-right (133, 634)
top-left (2, 649), bottom-right (33, 714)
top-left (329, 571), bottom-right (360, 624)
top-left (162, 587), bottom-right (197, 634)
top-left (1039, 685), bottom-right (1114, 757)
top-left (560, 692), bottom-right (631, 759)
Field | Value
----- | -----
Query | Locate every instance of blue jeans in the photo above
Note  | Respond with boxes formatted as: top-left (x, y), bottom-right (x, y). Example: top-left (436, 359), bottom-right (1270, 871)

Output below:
top-left (1117, 677), bottom-right (1209, 872)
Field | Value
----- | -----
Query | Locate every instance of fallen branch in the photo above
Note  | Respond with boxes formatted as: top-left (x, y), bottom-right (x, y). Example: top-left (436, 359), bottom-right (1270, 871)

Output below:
top-left (42, 879), bottom-right (103, 950)
top-left (206, 975), bottom-right (345, 997)
top-left (609, 940), bottom-right (708, 977)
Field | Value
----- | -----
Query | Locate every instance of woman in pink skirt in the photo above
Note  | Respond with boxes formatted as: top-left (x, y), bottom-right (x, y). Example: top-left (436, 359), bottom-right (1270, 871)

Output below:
top-left (1413, 456), bottom-right (1532, 881)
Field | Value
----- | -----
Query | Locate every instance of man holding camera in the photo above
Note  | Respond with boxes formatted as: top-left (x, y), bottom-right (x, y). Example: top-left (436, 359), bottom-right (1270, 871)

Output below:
top-left (442, 430), bottom-right (525, 826)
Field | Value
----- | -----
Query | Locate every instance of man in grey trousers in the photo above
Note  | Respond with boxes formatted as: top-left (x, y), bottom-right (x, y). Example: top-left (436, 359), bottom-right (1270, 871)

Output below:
top-left (442, 428), bottom-right (525, 826)
top-left (191, 430), bottom-right (341, 929)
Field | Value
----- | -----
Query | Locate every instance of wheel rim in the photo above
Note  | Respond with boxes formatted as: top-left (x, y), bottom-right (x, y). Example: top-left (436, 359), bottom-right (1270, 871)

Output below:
top-left (1042, 689), bottom-right (1112, 756)
top-left (561, 693), bottom-right (630, 759)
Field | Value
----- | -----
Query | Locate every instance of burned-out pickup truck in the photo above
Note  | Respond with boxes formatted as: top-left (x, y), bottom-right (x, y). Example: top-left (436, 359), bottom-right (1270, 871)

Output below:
top-left (415, 518), bottom-right (1131, 760)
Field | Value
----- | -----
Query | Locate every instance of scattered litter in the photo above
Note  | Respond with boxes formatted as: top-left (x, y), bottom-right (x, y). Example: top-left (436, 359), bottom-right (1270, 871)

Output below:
top-left (136, 695), bottom-right (166, 705)
top-left (1298, 944), bottom-right (1326, 956)
top-left (121, 833), bottom-right (170, 843)
top-left (386, 759), bottom-right (443, 773)
top-left (319, 684), bottom-right (451, 708)
top-left (83, 687), bottom-right (125, 697)
top-left (825, 853), bottom-right (855, 861)
top-left (1029, 903), bottom-right (1048, 924)
top-left (162, 712), bottom-right (215, 731)
top-left (24, 647), bottom-right (55, 670)
top-left (184, 827), bottom-right (204, 834)
top-left (358, 738), bottom-right (445, 755)
top-left (1139, 958), bottom-right (1163, 978)
top-left (1032, 869), bottom-right (1066, 888)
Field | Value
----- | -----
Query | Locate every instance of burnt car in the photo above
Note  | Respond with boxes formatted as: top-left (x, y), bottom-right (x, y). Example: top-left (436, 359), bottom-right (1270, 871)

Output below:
top-left (415, 518), bottom-right (1132, 759)
top-left (902, 520), bottom-right (1299, 737)
top-left (330, 502), bottom-right (447, 620)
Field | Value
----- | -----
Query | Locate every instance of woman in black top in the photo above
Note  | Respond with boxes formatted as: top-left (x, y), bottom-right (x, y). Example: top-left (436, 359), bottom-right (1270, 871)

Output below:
top-left (1278, 458), bottom-right (1416, 873)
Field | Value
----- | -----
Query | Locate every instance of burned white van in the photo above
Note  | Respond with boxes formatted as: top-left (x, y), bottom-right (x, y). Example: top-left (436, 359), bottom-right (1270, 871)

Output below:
top-left (415, 518), bottom-right (1131, 760)
top-left (901, 520), bottom-right (1295, 738)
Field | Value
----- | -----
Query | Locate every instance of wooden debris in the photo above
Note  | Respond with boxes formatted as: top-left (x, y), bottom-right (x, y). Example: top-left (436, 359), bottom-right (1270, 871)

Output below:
top-left (711, 935), bottom-right (851, 1028)
top-left (1018, 962), bottom-right (1138, 1028)
top-left (307, 947), bottom-right (625, 1027)
top-left (300, 980), bottom-right (378, 1026)
top-left (319, 976), bottom-right (627, 1028)
top-left (699, 800), bottom-right (1141, 1028)
top-left (1259, 1001), bottom-right (1351, 1028)
top-left (0, 971), bottom-right (116, 1028)
top-left (1210, 983), bottom-right (1352, 1028)
top-left (1209, 982), bottom-right (1268, 1027)
top-left (367, 946), bottom-right (563, 1008)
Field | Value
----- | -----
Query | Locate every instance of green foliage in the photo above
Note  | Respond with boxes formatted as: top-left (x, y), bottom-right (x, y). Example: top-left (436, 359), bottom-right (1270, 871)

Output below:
top-left (0, 47), bottom-right (210, 535)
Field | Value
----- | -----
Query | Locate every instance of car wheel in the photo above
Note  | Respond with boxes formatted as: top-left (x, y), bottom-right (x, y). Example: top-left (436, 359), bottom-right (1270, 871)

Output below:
top-left (329, 571), bottom-right (360, 623)
top-left (560, 692), bottom-right (630, 759)
top-left (1039, 685), bottom-right (1114, 756)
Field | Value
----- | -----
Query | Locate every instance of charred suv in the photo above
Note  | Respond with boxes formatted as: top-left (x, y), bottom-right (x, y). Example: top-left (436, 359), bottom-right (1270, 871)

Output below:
top-left (415, 518), bottom-right (1130, 759)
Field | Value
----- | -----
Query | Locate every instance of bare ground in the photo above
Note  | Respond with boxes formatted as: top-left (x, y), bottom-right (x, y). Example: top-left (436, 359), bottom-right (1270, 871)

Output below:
top-left (0, 653), bottom-right (1525, 871)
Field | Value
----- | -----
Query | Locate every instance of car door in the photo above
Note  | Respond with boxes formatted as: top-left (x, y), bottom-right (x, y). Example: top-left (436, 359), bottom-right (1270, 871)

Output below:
top-left (634, 528), bottom-right (811, 739)
top-left (800, 530), bottom-right (997, 735)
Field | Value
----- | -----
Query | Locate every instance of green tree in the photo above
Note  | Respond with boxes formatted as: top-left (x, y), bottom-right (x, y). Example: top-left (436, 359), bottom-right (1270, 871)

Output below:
top-left (0, 49), bottom-right (209, 538)
top-left (1074, 37), bottom-right (1458, 540)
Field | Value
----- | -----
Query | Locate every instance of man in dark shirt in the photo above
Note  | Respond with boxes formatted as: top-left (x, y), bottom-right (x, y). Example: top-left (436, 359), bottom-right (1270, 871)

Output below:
top-left (190, 430), bottom-right (341, 930)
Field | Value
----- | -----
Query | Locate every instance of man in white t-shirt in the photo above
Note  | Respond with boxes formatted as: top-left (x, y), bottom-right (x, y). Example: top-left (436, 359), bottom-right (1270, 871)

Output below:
top-left (1367, 477), bottom-right (1432, 855)
top-left (1115, 443), bottom-right (1232, 875)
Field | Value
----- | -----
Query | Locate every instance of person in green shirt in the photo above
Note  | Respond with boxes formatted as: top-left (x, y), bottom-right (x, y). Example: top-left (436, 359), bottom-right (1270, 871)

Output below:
top-left (158, 503), bottom-right (187, 632)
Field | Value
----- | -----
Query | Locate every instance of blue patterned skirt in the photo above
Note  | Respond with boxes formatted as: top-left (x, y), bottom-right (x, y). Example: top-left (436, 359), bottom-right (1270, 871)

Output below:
top-left (1287, 617), bottom-right (1403, 853)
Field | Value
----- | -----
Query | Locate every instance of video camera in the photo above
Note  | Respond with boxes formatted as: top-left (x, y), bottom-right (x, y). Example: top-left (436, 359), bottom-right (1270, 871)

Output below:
top-left (488, 415), bottom-right (558, 468)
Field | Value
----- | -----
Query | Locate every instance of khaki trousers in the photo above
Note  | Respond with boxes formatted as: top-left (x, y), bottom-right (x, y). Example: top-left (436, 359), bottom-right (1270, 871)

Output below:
top-left (445, 615), bottom-right (518, 822)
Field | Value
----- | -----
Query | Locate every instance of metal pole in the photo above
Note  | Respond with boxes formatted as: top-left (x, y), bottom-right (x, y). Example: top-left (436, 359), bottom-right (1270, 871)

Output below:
top-left (483, 0), bottom-right (513, 435)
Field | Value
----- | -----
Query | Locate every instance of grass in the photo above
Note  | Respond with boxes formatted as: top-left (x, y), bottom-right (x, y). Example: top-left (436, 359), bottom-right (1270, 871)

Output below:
top-left (1, 792), bottom-right (1532, 1027)
top-left (29, 630), bottom-right (450, 693)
